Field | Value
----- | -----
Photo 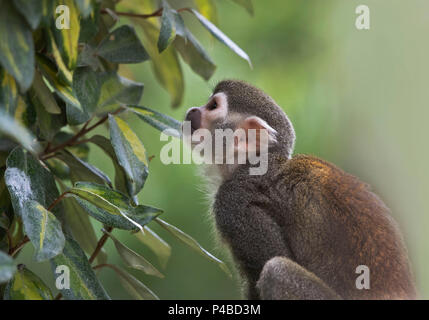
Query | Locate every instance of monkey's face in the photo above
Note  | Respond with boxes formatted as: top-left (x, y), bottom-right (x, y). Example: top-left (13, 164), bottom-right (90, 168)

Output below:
top-left (184, 92), bottom-right (229, 135)
top-left (183, 86), bottom-right (278, 165)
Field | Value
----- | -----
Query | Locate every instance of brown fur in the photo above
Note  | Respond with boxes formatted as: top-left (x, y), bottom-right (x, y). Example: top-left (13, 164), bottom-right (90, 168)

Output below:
top-left (210, 80), bottom-right (416, 300)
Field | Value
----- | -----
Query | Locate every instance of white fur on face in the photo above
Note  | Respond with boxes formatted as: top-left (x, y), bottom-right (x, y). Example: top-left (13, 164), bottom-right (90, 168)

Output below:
top-left (201, 92), bottom-right (228, 129)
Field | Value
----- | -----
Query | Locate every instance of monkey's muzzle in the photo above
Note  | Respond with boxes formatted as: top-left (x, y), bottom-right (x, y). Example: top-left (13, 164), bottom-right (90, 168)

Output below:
top-left (185, 107), bottom-right (202, 134)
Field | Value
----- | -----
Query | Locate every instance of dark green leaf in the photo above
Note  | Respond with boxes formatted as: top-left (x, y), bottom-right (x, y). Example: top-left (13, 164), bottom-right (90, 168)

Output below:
top-left (62, 195), bottom-right (107, 265)
top-left (72, 67), bottom-right (100, 113)
top-left (97, 72), bottom-right (144, 113)
top-left (0, 0), bottom-right (35, 90)
top-left (22, 200), bottom-right (65, 261)
top-left (158, 0), bottom-right (176, 53)
top-left (135, 226), bottom-right (171, 269)
top-left (109, 115), bottom-right (148, 196)
top-left (56, 150), bottom-right (112, 187)
top-left (104, 230), bottom-right (163, 278)
top-left (0, 112), bottom-right (40, 154)
top-left (29, 88), bottom-right (66, 141)
top-left (4, 266), bottom-right (53, 300)
top-left (5, 147), bottom-right (63, 218)
top-left (50, 236), bottom-right (110, 300)
top-left (189, 9), bottom-right (252, 67)
top-left (97, 25), bottom-right (149, 64)
top-left (88, 135), bottom-right (128, 194)
top-left (68, 182), bottom-right (162, 231)
top-left (128, 105), bottom-right (182, 138)
top-left (174, 30), bottom-right (216, 81)
top-left (156, 218), bottom-right (231, 277)
top-left (0, 251), bottom-right (16, 284)
top-left (32, 70), bottom-right (61, 114)
top-left (13, 0), bottom-right (44, 29)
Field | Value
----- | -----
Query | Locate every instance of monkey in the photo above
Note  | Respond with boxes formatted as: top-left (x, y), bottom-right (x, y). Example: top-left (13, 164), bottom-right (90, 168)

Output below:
top-left (183, 80), bottom-right (417, 300)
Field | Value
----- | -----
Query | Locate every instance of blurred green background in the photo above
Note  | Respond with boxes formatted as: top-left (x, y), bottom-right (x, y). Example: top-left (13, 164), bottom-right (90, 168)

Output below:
top-left (19, 0), bottom-right (429, 299)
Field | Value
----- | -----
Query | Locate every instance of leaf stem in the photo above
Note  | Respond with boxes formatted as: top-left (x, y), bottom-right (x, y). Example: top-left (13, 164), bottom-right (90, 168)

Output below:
top-left (8, 236), bottom-right (30, 256)
top-left (47, 191), bottom-right (69, 211)
top-left (88, 226), bottom-right (113, 264)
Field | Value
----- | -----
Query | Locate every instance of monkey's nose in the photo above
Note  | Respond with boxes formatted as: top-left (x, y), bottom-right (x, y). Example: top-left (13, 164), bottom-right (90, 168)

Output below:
top-left (185, 107), bottom-right (202, 134)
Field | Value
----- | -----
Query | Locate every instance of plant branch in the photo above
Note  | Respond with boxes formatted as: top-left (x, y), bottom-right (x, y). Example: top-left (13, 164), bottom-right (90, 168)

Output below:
top-left (47, 191), bottom-right (69, 211)
top-left (40, 107), bottom-right (124, 160)
top-left (9, 236), bottom-right (30, 256)
top-left (88, 226), bottom-right (113, 264)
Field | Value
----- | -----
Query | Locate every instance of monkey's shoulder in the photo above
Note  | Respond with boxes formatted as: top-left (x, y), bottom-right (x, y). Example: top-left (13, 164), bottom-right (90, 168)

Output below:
top-left (280, 154), bottom-right (370, 193)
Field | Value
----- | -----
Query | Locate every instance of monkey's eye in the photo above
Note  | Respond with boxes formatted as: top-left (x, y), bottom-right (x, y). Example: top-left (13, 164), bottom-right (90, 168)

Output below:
top-left (207, 100), bottom-right (217, 110)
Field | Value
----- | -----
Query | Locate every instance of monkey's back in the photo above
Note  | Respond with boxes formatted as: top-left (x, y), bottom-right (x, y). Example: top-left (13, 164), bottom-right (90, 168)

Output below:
top-left (273, 154), bottom-right (416, 299)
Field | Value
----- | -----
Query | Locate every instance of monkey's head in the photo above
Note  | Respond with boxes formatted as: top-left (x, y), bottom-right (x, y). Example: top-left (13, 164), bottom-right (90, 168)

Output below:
top-left (184, 80), bottom-right (295, 170)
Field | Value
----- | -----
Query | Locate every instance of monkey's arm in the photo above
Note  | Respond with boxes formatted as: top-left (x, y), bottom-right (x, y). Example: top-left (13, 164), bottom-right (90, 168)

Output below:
top-left (214, 200), bottom-right (293, 299)
top-left (257, 256), bottom-right (341, 300)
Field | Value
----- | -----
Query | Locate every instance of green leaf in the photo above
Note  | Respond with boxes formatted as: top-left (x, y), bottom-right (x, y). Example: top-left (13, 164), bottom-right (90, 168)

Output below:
top-left (22, 200), bottom-right (65, 262)
top-left (135, 226), bottom-right (171, 269)
top-left (189, 8), bottom-right (252, 67)
top-left (50, 236), bottom-right (110, 300)
top-left (97, 25), bottom-right (149, 64)
top-left (104, 230), bottom-right (163, 278)
top-left (79, 8), bottom-right (100, 43)
top-left (109, 115), bottom-right (148, 196)
top-left (0, 69), bottom-right (19, 115)
top-left (133, 18), bottom-right (184, 108)
top-left (62, 196), bottom-right (107, 265)
top-left (5, 147), bottom-right (63, 219)
top-left (75, 0), bottom-right (93, 18)
top-left (194, 0), bottom-right (218, 24)
top-left (47, 29), bottom-right (73, 85)
top-left (29, 88), bottom-right (66, 141)
top-left (0, 111), bottom-right (40, 154)
top-left (0, 251), bottom-right (17, 284)
top-left (13, 0), bottom-right (44, 29)
top-left (32, 70), bottom-right (61, 114)
top-left (156, 218), bottom-right (231, 277)
top-left (88, 135), bottom-right (128, 194)
top-left (4, 265), bottom-right (53, 300)
top-left (128, 105), bottom-right (182, 138)
top-left (37, 54), bottom-right (83, 112)
top-left (174, 30), bottom-right (216, 81)
top-left (56, 150), bottom-right (113, 187)
top-left (106, 264), bottom-right (159, 300)
top-left (97, 72), bottom-right (144, 113)
top-left (72, 67), bottom-right (100, 113)
top-left (0, 0), bottom-right (35, 91)
top-left (230, 0), bottom-right (254, 15)
top-left (158, 0), bottom-right (176, 53)
top-left (51, 0), bottom-right (80, 69)
top-left (68, 181), bottom-right (162, 231)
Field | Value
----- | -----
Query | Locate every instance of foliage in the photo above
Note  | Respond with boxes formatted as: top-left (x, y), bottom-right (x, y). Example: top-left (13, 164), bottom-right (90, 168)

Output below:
top-left (0, 0), bottom-right (252, 299)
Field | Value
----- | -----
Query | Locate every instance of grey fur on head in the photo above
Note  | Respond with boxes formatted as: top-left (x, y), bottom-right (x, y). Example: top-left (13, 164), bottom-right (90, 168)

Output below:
top-left (213, 80), bottom-right (296, 158)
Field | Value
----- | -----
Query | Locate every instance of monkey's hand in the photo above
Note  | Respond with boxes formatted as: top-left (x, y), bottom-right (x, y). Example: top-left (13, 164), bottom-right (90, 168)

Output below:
top-left (257, 256), bottom-right (342, 300)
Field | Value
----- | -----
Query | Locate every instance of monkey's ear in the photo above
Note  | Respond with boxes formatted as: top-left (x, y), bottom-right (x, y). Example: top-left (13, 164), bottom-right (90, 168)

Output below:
top-left (234, 116), bottom-right (278, 153)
